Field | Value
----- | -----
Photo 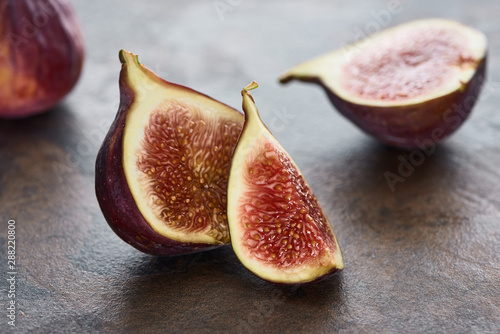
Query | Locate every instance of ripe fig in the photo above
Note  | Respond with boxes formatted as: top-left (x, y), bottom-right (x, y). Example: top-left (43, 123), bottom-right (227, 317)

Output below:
top-left (95, 50), bottom-right (244, 256)
top-left (227, 82), bottom-right (344, 284)
top-left (0, 0), bottom-right (84, 118)
top-left (279, 19), bottom-right (487, 149)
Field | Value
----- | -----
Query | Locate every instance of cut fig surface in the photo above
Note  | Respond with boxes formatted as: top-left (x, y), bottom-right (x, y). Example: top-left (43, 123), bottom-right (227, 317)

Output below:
top-left (280, 19), bottom-right (488, 149)
top-left (341, 24), bottom-right (481, 102)
top-left (135, 105), bottom-right (239, 243)
top-left (227, 82), bottom-right (343, 284)
top-left (95, 50), bottom-right (244, 255)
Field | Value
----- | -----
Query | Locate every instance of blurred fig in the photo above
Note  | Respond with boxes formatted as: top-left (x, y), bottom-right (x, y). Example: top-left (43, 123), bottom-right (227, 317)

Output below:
top-left (280, 19), bottom-right (487, 149)
top-left (0, 0), bottom-right (84, 118)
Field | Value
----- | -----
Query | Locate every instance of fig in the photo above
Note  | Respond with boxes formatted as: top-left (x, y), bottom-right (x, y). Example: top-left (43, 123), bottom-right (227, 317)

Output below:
top-left (95, 50), bottom-right (244, 256)
top-left (279, 19), bottom-right (487, 149)
top-left (227, 82), bottom-right (344, 284)
top-left (0, 0), bottom-right (84, 118)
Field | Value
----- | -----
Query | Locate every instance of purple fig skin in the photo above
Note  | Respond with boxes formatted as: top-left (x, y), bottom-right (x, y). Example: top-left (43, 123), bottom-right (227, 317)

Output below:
top-left (323, 57), bottom-right (487, 150)
top-left (0, 0), bottom-right (84, 118)
top-left (95, 52), bottom-right (232, 256)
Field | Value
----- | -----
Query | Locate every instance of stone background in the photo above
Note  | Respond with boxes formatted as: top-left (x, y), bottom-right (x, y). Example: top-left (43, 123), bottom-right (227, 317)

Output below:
top-left (0, 0), bottom-right (499, 333)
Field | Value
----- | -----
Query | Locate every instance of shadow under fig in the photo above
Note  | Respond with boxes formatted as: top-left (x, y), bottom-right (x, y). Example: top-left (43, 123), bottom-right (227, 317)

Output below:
top-left (0, 103), bottom-right (73, 142)
top-left (125, 245), bottom-right (238, 277)
top-left (302, 134), bottom-right (477, 239)
top-left (0, 102), bottom-right (107, 180)
top-left (0, 104), bottom-right (80, 166)
top-left (341, 137), bottom-right (458, 192)
top-left (106, 246), bottom-right (346, 333)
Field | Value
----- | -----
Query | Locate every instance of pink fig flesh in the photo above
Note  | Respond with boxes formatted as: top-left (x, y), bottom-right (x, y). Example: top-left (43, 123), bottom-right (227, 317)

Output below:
top-left (227, 82), bottom-right (344, 284)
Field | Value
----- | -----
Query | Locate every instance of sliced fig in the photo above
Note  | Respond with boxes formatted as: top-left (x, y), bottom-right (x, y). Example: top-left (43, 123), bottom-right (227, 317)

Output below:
top-left (227, 82), bottom-right (344, 284)
top-left (280, 19), bottom-right (488, 149)
top-left (95, 50), bottom-right (244, 256)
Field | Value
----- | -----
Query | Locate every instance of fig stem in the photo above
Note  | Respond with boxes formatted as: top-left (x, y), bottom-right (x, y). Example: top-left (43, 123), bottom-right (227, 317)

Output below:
top-left (119, 49), bottom-right (141, 66)
top-left (241, 81), bottom-right (262, 126)
top-left (242, 81), bottom-right (259, 93)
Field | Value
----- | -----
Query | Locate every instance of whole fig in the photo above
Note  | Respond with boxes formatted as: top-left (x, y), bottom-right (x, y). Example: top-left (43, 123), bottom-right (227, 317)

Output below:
top-left (0, 0), bottom-right (84, 118)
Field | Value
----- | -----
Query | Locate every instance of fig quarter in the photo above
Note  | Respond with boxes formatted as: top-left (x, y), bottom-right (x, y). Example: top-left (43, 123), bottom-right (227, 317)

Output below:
top-left (227, 82), bottom-right (344, 284)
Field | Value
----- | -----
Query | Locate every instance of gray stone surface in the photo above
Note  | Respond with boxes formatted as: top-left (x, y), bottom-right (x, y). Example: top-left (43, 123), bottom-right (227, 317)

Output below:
top-left (0, 0), bottom-right (499, 333)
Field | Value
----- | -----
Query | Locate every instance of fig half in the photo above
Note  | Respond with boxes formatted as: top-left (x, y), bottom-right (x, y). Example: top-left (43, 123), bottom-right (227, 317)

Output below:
top-left (95, 50), bottom-right (244, 256)
top-left (227, 82), bottom-right (344, 284)
top-left (280, 19), bottom-right (487, 149)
